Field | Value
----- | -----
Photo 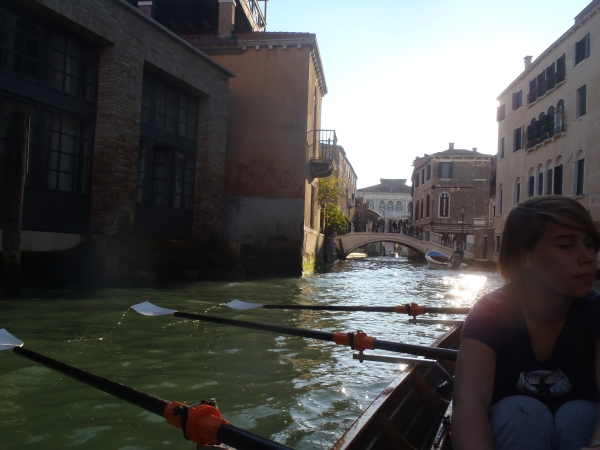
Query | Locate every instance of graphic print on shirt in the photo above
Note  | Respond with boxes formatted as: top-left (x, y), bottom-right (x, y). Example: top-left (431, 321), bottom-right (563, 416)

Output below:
top-left (517, 370), bottom-right (571, 397)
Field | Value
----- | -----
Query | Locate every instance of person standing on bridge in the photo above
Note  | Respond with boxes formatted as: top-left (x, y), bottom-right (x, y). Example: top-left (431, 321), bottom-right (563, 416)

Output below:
top-left (452, 196), bottom-right (600, 450)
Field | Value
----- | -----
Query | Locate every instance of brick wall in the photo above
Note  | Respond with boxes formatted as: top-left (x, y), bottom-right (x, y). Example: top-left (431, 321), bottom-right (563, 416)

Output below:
top-left (31, 0), bottom-right (231, 241)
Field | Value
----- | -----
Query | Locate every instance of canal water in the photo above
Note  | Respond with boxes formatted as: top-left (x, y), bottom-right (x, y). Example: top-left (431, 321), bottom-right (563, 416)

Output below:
top-left (0, 257), bottom-right (503, 450)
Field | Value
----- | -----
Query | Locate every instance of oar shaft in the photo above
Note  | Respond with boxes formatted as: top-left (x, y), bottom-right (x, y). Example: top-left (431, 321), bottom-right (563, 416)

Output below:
top-left (263, 305), bottom-right (397, 312)
top-left (424, 307), bottom-right (471, 315)
top-left (373, 340), bottom-right (457, 361)
top-left (174, 311), bottom-right (336, 341)
top-left (13, 347), bottom-right (168, 416)
top-left (218, 424), bottom-right (294, 450)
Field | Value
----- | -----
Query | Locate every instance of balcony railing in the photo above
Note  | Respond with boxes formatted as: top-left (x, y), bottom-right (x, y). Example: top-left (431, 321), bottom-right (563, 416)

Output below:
top-left (308, 129), bottom-right (337, 159)
top-left (245, 0), bottom-right (266, 29)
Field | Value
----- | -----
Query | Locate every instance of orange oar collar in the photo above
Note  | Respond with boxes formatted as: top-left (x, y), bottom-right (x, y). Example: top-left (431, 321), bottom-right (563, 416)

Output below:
top-left (164, 401), bottom-right (231, 445)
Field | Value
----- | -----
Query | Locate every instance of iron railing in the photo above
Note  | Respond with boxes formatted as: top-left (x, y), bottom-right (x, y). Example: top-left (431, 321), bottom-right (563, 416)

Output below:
top-left (245, 0), bottom-right (266, 29)
top-left (432, 233), bottom-right (455, 249)
top-left (307, 129), bottom-right (337, 159)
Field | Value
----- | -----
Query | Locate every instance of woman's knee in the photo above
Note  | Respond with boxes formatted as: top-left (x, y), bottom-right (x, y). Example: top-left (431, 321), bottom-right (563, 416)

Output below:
top-left (553, 400), bottom-right (597, 450)
top-left (489, 396), bottom-right (553, 450)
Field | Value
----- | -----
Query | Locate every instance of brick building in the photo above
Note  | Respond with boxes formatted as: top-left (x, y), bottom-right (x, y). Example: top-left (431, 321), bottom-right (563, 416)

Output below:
top-left (0, 0), bottom-right (232, 280)
top-left (411, 144), bottom-right (494, 256)
top-left (152, 0), bottom-right (337, 275)
top-left (495, 0), bottom-right (600, 264)
top-left (330, 145), bottom-right (358, 220)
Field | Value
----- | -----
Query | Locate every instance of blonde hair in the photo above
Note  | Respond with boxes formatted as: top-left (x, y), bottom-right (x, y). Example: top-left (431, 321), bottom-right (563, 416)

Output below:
top-left (498, 195), bottom-right (600, 284)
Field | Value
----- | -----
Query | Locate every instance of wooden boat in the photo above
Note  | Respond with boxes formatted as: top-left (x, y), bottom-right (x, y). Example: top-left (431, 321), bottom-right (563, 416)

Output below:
top-left (425, 250), bottom-right (464, 271)
top-left (331, 324), bottom-right (462, 450)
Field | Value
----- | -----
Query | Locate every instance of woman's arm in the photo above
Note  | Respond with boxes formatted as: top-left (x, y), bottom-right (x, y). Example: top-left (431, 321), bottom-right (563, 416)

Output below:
top-left (581, 338), bottom-right (600, 450)
top-left (452, 338), bottom-right (497, 450)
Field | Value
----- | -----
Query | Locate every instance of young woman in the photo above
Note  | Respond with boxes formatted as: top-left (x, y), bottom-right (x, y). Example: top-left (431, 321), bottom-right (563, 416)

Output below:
top-left (452, 196), bottom-right (600, 450)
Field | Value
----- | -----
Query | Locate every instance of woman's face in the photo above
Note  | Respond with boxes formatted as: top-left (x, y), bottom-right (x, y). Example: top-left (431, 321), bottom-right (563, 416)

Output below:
top-left (523, 220), bottom-right (598, 299)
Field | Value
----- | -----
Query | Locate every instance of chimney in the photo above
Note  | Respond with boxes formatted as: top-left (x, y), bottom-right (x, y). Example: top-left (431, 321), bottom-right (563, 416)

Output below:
top-left (138, 1), bottom-right (156, 18)
top-left (218, 0), bottom-right (236, 38)
top-left (449, 143), bottom-right (454, 150)
top-left (524, 55), bottom-right (533, 70)
top-left (472, 147), bottom-right (477, 152)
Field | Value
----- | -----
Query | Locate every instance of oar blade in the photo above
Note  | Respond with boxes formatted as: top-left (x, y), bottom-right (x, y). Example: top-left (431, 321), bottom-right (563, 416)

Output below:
top-left (0, 329), bottom-right (24, 351)
top-left (226, 300), bottom-right (264, 310)
top-left (131, 302), bottom-right (176, 316)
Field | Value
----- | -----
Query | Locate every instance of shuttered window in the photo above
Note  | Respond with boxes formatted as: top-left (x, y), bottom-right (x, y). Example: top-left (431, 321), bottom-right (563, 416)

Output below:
top-left (575, 33), bottom-right (590, 65)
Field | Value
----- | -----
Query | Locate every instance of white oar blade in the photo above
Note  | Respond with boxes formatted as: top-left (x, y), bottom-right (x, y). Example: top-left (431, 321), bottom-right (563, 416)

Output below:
top-left (226, 300), bottom-right (264, 310)
top-left (131, 301), bottom-right (176, 316)
top-left (0, 329), bottom-right (24, 351)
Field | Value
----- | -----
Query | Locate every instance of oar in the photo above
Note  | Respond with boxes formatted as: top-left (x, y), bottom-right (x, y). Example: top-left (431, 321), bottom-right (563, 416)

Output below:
top-left (226, 300), bottom-right (471, 316)
top-left (0, 329), bottom-right (292, 450)
top-left (131, 302), bottom-right (459, 361)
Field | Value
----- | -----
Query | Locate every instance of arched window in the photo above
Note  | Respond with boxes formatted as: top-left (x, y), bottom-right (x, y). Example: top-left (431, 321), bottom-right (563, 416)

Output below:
top-left (379, 201), bottom-right (385, 214)
top-left (527, 118), bottom-right (536, 148)
top-left (555, 100), bottom-right (565, 133)
top-left (573, 149), bottom-right (585, 196)
top-left (554, 155), bottom-right (563, 195)
top-left (387, 201), bottom-right (393, 212)
top-left (514, 177), bottom-right (521, 205)
top-left (536, 163), bottom-right (544, 196)
top-left (369, 200), bottom-right (374, 210)
top-left (538, 112), bottom-right (546, 141)
top-left (528, 167), bottom-right (535, 197)
top-left (439, 193), bottom-right (449, 217)
top-left (547, 106), bottom-right (555, 138)
top-left (396, 201), bottom-right (402, 212)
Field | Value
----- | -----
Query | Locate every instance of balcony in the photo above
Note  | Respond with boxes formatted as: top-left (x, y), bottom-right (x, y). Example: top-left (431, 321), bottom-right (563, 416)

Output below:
top-left (308, 129), bottom-right (337, 178)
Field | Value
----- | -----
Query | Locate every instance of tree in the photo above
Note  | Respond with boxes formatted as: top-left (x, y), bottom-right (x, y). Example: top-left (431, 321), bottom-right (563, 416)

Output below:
top-left (318, 175), bottom-right (348, 234)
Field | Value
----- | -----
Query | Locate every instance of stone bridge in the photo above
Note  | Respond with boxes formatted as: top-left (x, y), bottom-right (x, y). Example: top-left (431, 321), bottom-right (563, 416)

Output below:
top-left (334, 232), bottom-right (466, 260)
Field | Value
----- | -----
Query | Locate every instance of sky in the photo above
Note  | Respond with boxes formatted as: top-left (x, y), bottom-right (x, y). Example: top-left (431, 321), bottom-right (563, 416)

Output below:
top-left (266, 0), bottom-right (593, 188)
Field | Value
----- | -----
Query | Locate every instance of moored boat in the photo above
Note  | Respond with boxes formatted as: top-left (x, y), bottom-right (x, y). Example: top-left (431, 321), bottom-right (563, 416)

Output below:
top-left (425, 250), bottom-right (465, 271)
top-left (331, 324), bottom-right (462, 450)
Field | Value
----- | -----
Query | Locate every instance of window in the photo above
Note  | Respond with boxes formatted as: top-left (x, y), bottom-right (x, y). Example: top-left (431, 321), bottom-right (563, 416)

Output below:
top-left (439, 193), bottom-right (449, 217)
top-left (575, 33), bottom-right (590, 66)
top-left (369, 200), bottom-right (374, 210)
top-left (396, 201), bottom-right (402, 212)
top-left (379, 201), bottom-right (385, 214)
top-left (528, 54), bottom-right (565, 104)
top-left (421, 169), bottom-right (425, 185)
top-left (526, 118), bottom-right (536, 149)
top-left (537, 166), bottom-right (544, 196)
top-left (426, 194), bottom-right (430, 218)
top-left (413, 200), bottom-right (418, 220)
top-left (358, 212), bottom-right (363, 220)
top-left (499, 137), bottom-right (505, 158)
top-left (513, 125), bottom-right (524, 151)
top-left (555, 100), bottom-right (565, 133)
top-left (514, 178), bottom-right (521, 205)
top-left (512, 90), bottom-right (522, 110)
top-left (496, 103), bottom-right (505, 122)
top-left (43, 111), bottom-right (92, 193)
top-left (439, 162), bottom-right (452, 179)
top-left (573, 151), bottom-right (585, 196)
top-left (554, 164), bottom-right (563, 195)
top-left (142, 75), bottom-right (199, 140)
top-left (0, 9), bottom-right (42, 80)
top-left (136, 141), bottom-right (195, 209)
top-left (387, 201), bottom-right (393, 212)
top-left (426, 164), bottom-right (431, 181)
top-left (498, 185), bottom-right (503, 214)
top-left (528, 174), bottom-right (535, 198)
top-left (414, 171), bottom-right (419, 188)
top-left (546, 106), bottom-right (555, 138)
top-left (546, 168), bottom-right (553, 195)
top-left (577, 85), bottom-right (587, 118)
top-left (420, 199), bottom-right (424, 219)
top-left (48, 32), bottom-right (97, 101)
top-left (495, 236), bottom-right (501, 253)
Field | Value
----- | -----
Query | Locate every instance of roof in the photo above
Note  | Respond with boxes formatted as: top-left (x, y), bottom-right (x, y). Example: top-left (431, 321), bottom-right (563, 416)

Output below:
top-left (358, 179), bottom-right (412, 194)
top-left (181, 31), bottom-right (328, 95)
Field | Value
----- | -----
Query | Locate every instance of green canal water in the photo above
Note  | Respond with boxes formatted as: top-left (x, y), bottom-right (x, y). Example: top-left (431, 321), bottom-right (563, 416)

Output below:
top-left (0, 257), bottom-right (503, 449)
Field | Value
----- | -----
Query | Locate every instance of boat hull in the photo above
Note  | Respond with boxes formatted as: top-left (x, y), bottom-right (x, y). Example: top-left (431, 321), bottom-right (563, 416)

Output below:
top-left (331, 325), bottom-right (461, 450)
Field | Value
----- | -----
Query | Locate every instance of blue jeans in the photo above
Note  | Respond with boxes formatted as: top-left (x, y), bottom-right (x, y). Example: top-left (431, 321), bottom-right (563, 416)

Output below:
top-left (489, 395), bottom-right (597, 450)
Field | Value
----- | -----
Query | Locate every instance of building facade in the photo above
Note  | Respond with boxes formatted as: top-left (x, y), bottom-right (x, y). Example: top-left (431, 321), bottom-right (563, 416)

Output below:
top-left (358, 179), bottom-right (412, 223)
top-left (411, 145), bottom-right (494, 253)
top-left (154, 0), bottom-right (336, 275)
top-left (330, 145), bottom-right (358, 220)
top-left (495, 0), bottom-right (600, 261)
top-left (0, 0), bottom-right (232, 281)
